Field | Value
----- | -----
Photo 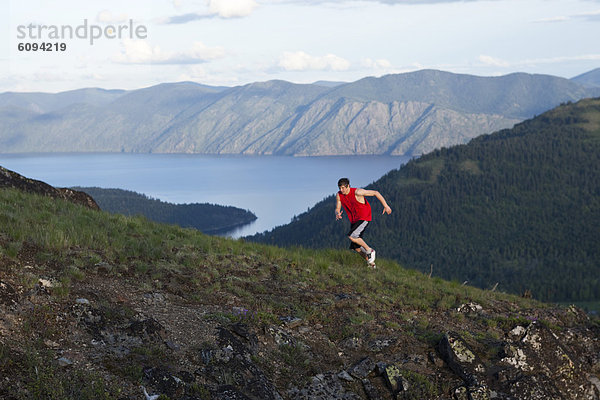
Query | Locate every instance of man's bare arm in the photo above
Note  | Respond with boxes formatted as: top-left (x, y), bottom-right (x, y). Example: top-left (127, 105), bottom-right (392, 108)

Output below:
top-left (355, 189), bottom-right (392, 215)
top-left (335, 193), bottom-right (343, 219)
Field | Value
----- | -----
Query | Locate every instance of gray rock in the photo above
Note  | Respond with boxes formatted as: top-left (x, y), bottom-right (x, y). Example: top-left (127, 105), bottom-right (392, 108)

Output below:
top-left (438, 332), bottom-right (485, 386)
top-left (361, 378), bottom-right (382, 400)
top-left (337, 371), bottom-right (354, 382)
top-left (280, 316), bottom-right (303, 329)
top-left (382, 364), bottom-right (406, 394)
top-left (204, 327), bottom-right (283, 400)
top-left (288, 372), bottom-right (361, 400)
top-left (267, 325), bottom-right (296, 346)
top-left (367, 337), bottom-right (396, 352)
top-left (143, 366), bottom-right (186, 398)
top-left (348, 357), bottom-right (376, 379)
top-left (457, 302), bottom-right (483, 314)
top-left (57, 357), bottom-right (73, 367)
top-left (212, 385), bottom-right (253, 399)
top-left (340, 337), bottom-right (363, 350)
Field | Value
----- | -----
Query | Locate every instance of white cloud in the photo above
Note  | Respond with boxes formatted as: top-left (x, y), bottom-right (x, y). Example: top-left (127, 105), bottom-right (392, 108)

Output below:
top-left (97, 10), bottom-right (130, 24)
top-left (534, 16), bottom-right (568, 23)
top-left (362, 58), bottom-right (392, 69)
top-left (475, 53), bottom-right (600, 71)
top-left (279, 51), bottom-right (350, 71)
top-left (572, 9), bottom-right (600, 21)
top-left (177, 65), bottom-right (209, 81)
top-left (207, 0), bottom-right (258, 18)
top-left (163, 0), bottom-right (259, 24)
top-left (478, 55), bottom-right (510, 67)
top-left (113, 40), bottom-right (226, 64)
top-left (534, 8), bottom-right (600, 23)
top-left (518, 54), bottom-right (600, 66)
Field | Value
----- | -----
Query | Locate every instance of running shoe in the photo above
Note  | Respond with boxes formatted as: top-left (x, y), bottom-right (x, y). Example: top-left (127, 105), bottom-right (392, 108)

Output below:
top-left (368, 250), bottom-right (376, 264)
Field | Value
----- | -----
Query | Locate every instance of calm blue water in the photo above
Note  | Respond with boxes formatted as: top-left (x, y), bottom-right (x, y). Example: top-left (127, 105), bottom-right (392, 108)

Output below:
top-left (0, 153), bottom-right (409, 237)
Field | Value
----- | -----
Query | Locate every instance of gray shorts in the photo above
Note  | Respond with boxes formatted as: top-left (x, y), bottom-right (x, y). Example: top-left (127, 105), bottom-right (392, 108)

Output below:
top-left (347, 220), bottom-right (369, 249)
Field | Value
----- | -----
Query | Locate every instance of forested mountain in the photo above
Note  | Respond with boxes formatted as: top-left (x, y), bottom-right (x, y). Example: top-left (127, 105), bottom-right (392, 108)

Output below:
top-left (1, 69), bottom-right (599, 156)
top-left (75, 187), bottom-right (256, 234)
top-left (249, 98), bottom-right (600, 303)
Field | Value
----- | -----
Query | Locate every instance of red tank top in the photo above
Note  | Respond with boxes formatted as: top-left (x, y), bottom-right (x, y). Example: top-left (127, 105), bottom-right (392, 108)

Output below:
top-left (338, 187), bottom-right (372, 223)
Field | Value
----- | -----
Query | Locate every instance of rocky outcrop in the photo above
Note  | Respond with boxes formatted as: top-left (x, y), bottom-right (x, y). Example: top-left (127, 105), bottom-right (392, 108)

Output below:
top-left (0, 165), bottom-right (99, 210)
top-left (1, 266), bottom-right (599, 400)
top-left (436, 304), bottom-right (600, 400)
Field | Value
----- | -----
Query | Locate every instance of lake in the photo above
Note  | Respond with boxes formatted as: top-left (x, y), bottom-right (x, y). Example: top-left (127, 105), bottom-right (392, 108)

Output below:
top-left (0, 153), bottom-right (409, 237)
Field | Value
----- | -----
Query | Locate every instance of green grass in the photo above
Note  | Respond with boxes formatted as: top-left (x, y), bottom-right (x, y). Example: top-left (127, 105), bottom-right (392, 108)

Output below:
top-left (0, 344), bottom-right (118, 400)
top-left (2, 187), bottom-right (582, 399)
top-left (0, 187), bottom-right (539, 332)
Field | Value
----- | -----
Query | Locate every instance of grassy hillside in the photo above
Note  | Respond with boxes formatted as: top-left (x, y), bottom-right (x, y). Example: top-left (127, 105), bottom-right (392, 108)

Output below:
top-left (1, 188), bottom-right (599, 399)
top-left (73, 187), bottom-right (256, 234)
top-left (0, 187), bottom-right (515, 318)
top-left (250, 98), bottom-right (600, 304)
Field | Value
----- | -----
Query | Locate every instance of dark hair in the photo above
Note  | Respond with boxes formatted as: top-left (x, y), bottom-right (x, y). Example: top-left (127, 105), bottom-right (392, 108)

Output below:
top-left (337, 178), bottom-right (350, 187)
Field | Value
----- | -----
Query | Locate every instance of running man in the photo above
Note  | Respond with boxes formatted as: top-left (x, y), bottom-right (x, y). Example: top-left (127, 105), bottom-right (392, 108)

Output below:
top-left (335, 178), bottom-right (392, 268)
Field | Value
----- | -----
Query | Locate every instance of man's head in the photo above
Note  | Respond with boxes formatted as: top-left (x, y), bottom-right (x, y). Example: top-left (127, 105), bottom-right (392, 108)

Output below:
top-left (338, 178), bottom-right (350, 195)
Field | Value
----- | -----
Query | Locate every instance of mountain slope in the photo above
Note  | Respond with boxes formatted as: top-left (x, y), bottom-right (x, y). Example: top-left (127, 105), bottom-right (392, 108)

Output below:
top-left (149, 80), bottom-right (328, 154)
top-left (0, 88), bottom-right (127, 113)
top-left (0, 82), bottom-right (227, 153)
top-left (572, 67), bottom-right (600, 88)
top-left (0, 181), bottom-right (599, 399)
top-left (1, 70), bottom-right (599, 156)
top-left (249, 98), bottom-right (600, 303)
top-left (321, 70), bottom-right (593, 118)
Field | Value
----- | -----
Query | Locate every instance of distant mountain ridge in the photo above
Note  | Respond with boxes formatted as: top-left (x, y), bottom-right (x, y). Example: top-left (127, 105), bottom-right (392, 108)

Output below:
top-left (1, 69), bottom-right (599, 156)
top-left (571, 67), bottom-right (600, 88)
top-left (0, 88), bottom-right (127, 114)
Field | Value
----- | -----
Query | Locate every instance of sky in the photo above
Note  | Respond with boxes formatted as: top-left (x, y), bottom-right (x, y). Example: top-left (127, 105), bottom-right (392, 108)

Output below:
top-left (1, 0), bottom-right (599, 93)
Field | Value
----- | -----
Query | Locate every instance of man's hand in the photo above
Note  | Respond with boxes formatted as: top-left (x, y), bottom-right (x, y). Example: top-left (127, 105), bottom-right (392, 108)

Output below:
top-left (335, 210), bottom-right (343, 220)
top-left (382, 205), bottom-right (392, 215)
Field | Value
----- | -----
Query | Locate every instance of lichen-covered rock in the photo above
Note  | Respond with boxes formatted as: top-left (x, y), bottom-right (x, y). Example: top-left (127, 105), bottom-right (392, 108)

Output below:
top-left (500, 343), bottom-right (531, 372)
top-left (510, 322), bottom-right (579, 397)
top-left (203, 326), bottom-right (283, 400)
top-left (438, 332), bottom-right (486, 386)
top-left (457, 303), bottom-right (483, 314)
top-left (382, 364), bottom-right (405, 394)
top-left (287, 372), bottom-right (361, 400)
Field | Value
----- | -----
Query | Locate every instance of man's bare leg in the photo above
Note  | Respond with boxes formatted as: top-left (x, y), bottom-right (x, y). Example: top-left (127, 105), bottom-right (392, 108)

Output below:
top-left (349, 236), bottom-right (376, 263)
top-left (355, 248), bottom-right (368, 261)
top-left (348, 236), bottom-right (372, 253)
